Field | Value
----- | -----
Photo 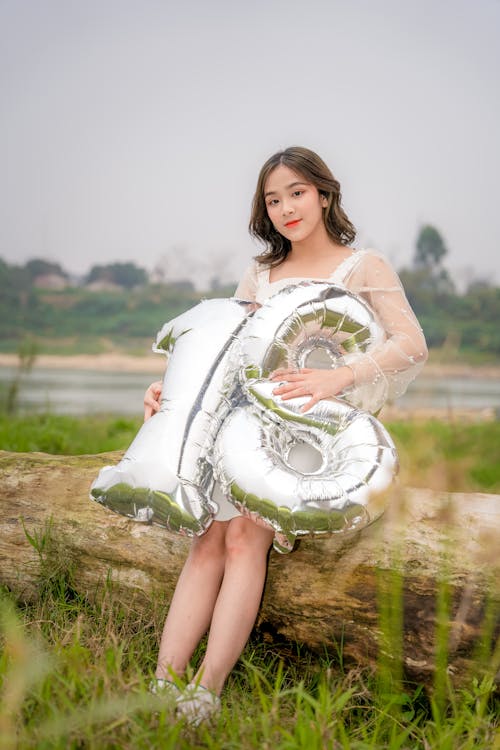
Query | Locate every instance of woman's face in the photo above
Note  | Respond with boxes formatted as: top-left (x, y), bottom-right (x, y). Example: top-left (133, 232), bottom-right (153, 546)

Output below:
top-left (264, 165), bottom-right (327, 245)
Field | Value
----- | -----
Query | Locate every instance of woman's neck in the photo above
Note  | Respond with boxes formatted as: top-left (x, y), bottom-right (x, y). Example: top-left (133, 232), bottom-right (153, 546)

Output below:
top-left (290, 236), bottom-right (345, 260)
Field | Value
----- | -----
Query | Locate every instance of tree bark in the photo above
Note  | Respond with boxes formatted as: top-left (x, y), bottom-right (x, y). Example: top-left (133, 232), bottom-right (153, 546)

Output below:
top-left (1, 450), bottom-right (498, 685)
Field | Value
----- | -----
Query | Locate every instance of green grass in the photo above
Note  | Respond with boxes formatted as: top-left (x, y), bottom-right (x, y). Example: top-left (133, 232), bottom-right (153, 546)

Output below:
top-left (0, 414), bottom-right (142, 455)
top-left (387, 419), bottom-right (500, 493)
top-left (1, 413), bottom-right (499, 494)
top-left (1, 560), bottom-right (498, 749)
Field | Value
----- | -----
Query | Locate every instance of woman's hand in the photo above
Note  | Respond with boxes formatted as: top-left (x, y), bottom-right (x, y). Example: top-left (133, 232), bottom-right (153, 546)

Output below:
top-left (144, 380), bottom-right (163, 421)
top-left (270, 366), bottom-right (354, 412)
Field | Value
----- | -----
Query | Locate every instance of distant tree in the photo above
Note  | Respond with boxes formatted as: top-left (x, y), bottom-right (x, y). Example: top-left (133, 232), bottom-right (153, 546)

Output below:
top-left (399, 268), bottom-right (453, 308)
top-left (86, 262), bottom-right (147, 288)
top-left (0, 258), bottom-right (30, 296)
top-left (168, 279), bottom-right (195, 292)
top-left (463, 283), bottom-right (500, 319)
top-left (25, 258), bottom-right (68, 280)
top-left (414, 225), bottom-right (447, 270)
top-left (209, 275), bottom-right (237, 292)
top-left (0, 258), bottom-right (12, 286)
top-left (400, 224), bottom-right (455, 301)
top-left (465, 278), bottom-right (495, 295)
top-left (86, 265), bottom-right (109, 285)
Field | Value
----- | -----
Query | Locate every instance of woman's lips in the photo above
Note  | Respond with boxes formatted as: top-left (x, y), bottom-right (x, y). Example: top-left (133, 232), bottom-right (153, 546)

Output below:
top-left (284, 219), bottom-right (301, 228)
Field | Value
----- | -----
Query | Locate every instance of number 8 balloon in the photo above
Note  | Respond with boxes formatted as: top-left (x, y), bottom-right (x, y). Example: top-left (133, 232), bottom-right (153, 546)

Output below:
top-left (90, 282), bottom-right (398, 553)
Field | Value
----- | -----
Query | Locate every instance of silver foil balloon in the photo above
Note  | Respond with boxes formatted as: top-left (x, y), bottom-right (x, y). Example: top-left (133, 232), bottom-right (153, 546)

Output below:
top-left (90, 298), bottom-right (252, 534)
top-left (213, 282), bottom-right (397, 552)
top-left (237, 282), bottom-right (386, 407)
top-left (90, 282), bottom-right (398, 551)
top-left (213, 381), bottom-right (397, 553)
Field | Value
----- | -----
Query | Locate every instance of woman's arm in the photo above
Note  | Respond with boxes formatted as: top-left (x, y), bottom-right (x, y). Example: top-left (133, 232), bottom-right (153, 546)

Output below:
top-left (271, 253), bottom-right (428, 413)
top-left (345, 252), bottom-right (428, 402)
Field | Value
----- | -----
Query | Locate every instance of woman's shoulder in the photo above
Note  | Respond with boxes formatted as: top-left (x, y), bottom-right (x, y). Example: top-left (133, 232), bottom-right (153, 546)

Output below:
top-left (234, 259), bottom-right (269, 300)
top-left (354, 247), bottom-right (390, 264)
top-left (246, 259), bottom-right (271, 286)
top-left (239, 258), bottom-right (268, 275)
top-left (354, 248), bottom-right (406, 289)
top-left (351, 248), bottom-right (400, 274)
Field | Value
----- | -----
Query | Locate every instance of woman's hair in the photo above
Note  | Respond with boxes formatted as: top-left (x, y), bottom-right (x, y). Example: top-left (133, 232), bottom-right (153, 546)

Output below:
top-left (249, 146), bottom-right (356, 267)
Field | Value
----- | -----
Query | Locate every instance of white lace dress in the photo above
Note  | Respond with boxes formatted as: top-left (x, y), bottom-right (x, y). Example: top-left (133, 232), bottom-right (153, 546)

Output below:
top-left (212, 248), bottom-right (428, 522)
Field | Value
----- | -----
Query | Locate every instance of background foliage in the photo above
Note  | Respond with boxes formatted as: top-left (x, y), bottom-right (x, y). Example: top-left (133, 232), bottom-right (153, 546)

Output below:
top-left (1, 225), bottom-right (499, 357)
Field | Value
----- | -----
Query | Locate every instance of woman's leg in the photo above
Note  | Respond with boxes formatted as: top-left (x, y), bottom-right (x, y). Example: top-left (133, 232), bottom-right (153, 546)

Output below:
top-left (155, 521), bottom-right (228, 679)
top-left (194, 517), bottom-right (274, 695)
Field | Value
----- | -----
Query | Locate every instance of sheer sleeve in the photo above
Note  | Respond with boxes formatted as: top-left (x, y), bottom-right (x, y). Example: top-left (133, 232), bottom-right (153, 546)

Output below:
top-left (343, 252), bottom-right (428, 412)
top-left (233, 262), bottom-right (259, 302)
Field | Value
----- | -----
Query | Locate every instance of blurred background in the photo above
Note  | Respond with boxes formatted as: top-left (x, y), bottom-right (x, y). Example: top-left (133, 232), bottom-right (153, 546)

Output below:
top-left (0, 0), bottom-right (499, 424)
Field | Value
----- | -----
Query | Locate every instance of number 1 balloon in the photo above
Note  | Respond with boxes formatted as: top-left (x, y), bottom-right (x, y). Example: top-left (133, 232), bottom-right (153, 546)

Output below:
top-left (90, 282), bottom-right (398, 553)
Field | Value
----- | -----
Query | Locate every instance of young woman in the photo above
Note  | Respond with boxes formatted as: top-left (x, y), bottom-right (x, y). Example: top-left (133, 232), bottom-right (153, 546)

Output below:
top-left (145, 146), bottom-right (428, 724)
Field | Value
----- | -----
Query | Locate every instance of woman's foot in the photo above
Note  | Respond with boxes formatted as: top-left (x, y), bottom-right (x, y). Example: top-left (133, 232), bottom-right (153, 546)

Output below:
top-left (148, 677), bottom-right (182, 702)
top-left (176, 683), bottom-right (221, 726)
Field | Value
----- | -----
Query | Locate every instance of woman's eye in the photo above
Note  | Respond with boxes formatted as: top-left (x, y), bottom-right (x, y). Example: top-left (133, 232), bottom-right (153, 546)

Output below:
top-left (267, 199), bottom-right (279, 207)
top-left (292, 190), bottom-right (303, 197)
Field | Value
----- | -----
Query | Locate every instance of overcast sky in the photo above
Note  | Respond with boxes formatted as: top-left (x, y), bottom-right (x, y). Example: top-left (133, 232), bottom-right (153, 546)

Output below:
top-left (1, 0), bottom-right (499, 288)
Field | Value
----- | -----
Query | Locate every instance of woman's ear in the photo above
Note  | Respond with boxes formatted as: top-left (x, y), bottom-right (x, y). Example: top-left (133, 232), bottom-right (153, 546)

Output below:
top-left (321, 194), bottom-right (328, 207)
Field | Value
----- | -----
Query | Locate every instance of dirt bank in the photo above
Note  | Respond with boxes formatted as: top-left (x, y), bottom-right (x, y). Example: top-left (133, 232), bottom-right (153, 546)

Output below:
top-left (1, 352), bottom-right (499, 379)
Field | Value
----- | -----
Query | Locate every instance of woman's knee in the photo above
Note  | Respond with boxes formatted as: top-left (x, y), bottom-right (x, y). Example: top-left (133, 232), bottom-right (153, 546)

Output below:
top-left (224, 517), bottom-right (274, 559)
top-left (189, 521), bottom-right (228, 564)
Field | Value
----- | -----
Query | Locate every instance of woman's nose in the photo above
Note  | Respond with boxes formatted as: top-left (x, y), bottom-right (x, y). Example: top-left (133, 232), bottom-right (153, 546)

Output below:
top-left (281, 200), bottom-right (294, 215)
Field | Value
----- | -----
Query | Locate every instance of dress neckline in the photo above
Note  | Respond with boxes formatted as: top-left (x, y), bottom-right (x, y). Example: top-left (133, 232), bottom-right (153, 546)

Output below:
top-left (264, 249), bottom-right (362, 286)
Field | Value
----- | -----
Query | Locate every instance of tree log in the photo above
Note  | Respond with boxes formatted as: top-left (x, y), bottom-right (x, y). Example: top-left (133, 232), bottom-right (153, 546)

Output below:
top-left (1, 450), bottom-right (499, 685)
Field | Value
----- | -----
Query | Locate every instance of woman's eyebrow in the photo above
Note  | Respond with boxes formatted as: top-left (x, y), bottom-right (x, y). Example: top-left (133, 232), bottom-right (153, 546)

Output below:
top-left (264, 181), bottom-right (308, 198)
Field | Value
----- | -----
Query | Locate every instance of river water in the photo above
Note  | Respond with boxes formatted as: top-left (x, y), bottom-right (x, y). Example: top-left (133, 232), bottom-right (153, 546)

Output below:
top-left (1, 366), bottom-right (499, 416)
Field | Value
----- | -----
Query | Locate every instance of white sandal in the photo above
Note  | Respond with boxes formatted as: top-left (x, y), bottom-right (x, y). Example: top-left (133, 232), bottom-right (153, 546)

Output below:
top-left (176, 682), bottom-right (221, 726)
top-left (148, 677), bottom-right (182, 701)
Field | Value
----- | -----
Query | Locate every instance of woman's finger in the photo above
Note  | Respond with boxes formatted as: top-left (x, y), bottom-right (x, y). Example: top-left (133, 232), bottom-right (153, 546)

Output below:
top-left (272, 381), bottom-right (303, 395)
top-left (143, 380), bottom-right (163, 421)
top-left (271, 373), bottom-right (304, 384)
top-left (146, 380), bottom-right (163, 396)
top-left (144, 382), bottom-right (162, 402)
top-left (300, 394), bottom-right (321, 413)
top-left (273, 375), bottom-right (302, 393)
top-left (280, 390), bottom-right (306, 401)
top-left (274, 386), bottom-right (307, 400)
top-left (144, 398), bottom-right (160, 419)
top-left (270, 368), bottom-right (298, 380)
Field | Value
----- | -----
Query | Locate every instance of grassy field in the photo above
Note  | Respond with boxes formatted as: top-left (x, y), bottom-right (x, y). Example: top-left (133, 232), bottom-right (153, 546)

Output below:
top-left (1, 567), bottom-right (498, 749)
top-left (0, 414), bottom-right (142, 456)
top-left (1, 414), bottom-right (499, 748)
